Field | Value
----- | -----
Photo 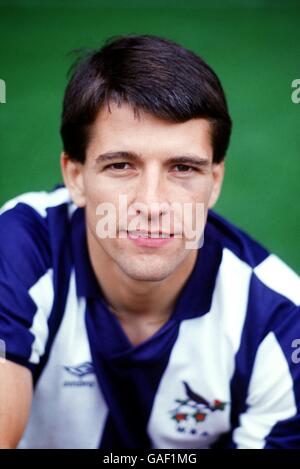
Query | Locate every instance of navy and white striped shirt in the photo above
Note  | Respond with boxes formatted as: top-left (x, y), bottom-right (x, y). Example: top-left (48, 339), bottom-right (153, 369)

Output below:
top-left (0, 187), bottom-right (299, 449)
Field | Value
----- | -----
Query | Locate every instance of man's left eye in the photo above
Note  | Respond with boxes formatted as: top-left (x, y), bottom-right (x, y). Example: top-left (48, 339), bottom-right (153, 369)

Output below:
top-left (173, 164), bottom-right (195, 173)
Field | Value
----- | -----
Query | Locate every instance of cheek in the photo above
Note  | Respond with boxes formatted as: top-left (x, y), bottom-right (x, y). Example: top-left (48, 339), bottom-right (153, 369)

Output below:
top-left (83, 172), bottom-right (113, 205)
top-left (84, 184), bottom-right (122, 235)
top-left (168, 180), bottom-right (212, 234)
top-left (178, 177), bottom-right (213, 203)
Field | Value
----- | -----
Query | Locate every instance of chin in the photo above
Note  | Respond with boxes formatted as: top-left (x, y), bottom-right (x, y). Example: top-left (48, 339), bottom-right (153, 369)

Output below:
top-left (129, 273), bottom-right (169, 282)
top-left (119, 260), bottom-right (176, 283)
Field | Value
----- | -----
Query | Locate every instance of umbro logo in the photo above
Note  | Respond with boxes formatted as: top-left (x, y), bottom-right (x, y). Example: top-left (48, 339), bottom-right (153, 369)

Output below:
top-left (63, 361), bottom-right (96, 387)
top-left (64, 361), bottom-right (95, 378)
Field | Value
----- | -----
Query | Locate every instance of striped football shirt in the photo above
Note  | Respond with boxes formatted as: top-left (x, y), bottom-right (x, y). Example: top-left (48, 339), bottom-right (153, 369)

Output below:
top-left (0, 186), bottom-right (299, 449)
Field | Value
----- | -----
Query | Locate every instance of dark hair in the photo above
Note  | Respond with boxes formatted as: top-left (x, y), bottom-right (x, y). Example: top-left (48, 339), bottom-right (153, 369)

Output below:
top-left (60, 35), bottom-right (232, 163)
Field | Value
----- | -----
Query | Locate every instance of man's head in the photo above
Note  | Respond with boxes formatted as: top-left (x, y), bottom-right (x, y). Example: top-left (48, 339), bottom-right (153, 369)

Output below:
top-left (60, 35), bottom-right (232, 283)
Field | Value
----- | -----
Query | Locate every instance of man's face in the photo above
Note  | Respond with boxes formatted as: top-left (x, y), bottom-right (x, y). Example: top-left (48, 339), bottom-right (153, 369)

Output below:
top-left (62, 102), bottom-right (224, 282)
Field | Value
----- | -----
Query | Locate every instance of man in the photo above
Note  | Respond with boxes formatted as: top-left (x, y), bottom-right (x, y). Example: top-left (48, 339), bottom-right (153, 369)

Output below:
top-left (0, 35), bottom-right (299, 450)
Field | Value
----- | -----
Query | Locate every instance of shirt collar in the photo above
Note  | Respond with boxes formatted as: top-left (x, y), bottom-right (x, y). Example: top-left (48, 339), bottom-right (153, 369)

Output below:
top-left (71, 208), bottom-right (102, 299)
top-left (172, 222), bottom-right (223, 320)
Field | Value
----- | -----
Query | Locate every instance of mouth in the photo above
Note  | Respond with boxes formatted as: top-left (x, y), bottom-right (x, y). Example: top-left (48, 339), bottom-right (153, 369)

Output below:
top-left (127, 230), bottom-right (174, 239)
top-left (126, 230), bottom-right (175, 247)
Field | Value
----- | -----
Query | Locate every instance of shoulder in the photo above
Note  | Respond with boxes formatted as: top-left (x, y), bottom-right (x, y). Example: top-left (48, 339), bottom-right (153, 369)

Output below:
top-left (206, 210), bottom-right (270, 269)
top-left (0, 186), bottom-right (74, 220)
top-left (207, 210), bottom-right (300, 307)
top-left (0, 186), bottom-right (77, 291)
top-left (0, 187), bottom-right (76, 288)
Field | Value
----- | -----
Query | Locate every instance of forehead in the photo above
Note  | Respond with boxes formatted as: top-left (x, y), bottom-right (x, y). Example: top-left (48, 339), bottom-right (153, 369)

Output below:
top-left (87, 102), bottom-right (213, 161)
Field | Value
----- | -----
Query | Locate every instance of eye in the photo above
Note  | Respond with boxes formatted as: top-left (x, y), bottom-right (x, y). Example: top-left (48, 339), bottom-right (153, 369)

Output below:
top-left (105, 162), bottom-right (132, 171)
top-left (173, 164), bottom-right (196, 173)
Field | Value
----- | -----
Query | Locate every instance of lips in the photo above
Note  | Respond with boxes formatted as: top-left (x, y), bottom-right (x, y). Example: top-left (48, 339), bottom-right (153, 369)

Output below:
top-left (127, 230), bottom-right (174, 239)
top-left (126, 230), bottom-right (175, 248)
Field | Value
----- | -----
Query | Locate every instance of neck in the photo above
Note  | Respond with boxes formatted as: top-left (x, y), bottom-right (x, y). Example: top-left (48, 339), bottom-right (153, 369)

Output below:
top-left (87, 236), bottom-right (198, 324)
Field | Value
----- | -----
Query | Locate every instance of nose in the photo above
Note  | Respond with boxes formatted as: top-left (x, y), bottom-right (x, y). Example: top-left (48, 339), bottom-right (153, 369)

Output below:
top-left (130, 164), bottom-right (170, 224)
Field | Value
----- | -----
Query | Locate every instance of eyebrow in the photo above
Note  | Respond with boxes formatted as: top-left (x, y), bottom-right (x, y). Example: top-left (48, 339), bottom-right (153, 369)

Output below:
top-left (94, 151), bottom-right (211, 168)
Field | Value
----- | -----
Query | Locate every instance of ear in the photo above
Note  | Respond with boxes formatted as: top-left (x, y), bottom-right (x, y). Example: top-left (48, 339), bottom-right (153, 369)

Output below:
top-left (60, 152), bottom-right (86, 207)
top-left (208, 161), bottom-right (225, 209)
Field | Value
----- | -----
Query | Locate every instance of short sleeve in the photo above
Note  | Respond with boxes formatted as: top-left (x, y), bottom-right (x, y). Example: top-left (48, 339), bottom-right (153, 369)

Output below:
top-left (217, 303), bottom-right (300, 449)
top-left (0, 203), bottom-right (53, 371)
top-left (233, 322), bottom-right (300, 448)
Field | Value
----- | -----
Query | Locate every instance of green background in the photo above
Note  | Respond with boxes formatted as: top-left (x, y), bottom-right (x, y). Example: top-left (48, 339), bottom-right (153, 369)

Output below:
top-left (0, 0), bottom-right (299, 271)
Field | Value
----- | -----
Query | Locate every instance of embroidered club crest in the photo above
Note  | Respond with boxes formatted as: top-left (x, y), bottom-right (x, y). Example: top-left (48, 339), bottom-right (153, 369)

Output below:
top-left (169, 381), bottom-right (227, 436)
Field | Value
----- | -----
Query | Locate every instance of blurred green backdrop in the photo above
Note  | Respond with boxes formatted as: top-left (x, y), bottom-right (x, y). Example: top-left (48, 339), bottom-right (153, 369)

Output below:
top-left (0, 0), bottom-right (299, 271)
